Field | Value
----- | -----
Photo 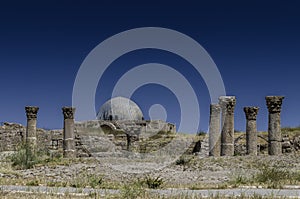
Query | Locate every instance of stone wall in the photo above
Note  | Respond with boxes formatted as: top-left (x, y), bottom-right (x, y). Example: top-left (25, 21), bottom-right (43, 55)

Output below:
top-left (73, 120), bottom-right (177, 156)
top-left (0, 122), bottom-right (62, 152)
top-left (0, 122), bottom-right (299, 157)
top-left (0, 123), bottom-right (25, 151)
top-left (234, 131), bottom-right (298, 155)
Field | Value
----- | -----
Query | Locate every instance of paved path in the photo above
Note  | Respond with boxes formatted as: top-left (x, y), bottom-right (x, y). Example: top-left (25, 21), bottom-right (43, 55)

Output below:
top-left (0, 185), bottom-right (300, 198)
top-left (151, 188), bottom-right (300, 198)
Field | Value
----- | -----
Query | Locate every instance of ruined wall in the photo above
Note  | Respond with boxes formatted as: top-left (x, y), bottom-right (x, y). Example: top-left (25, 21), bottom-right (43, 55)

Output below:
top-left (0, 122), bottom-right (62, 152)
top-left (0, 123), bottom-right (25, 151)
top-left (234, 132), bottom-right (298, 155)
top-left (1, 122), bottom-right (299, 157)
top-left (73, 120), bottom-right (177, 156)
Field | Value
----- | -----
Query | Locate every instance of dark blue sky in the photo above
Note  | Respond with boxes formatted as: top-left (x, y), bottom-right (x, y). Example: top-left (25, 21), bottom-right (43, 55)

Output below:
top-left (0, 1), bottom-right (299, 132)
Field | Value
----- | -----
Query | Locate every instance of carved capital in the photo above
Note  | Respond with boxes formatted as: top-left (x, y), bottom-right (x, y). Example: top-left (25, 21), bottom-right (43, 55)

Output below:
top-left (219, 96), bottom-right (236, 115)
top-left (25, 106), bottom-right (39, 119)
top-left (244, 107), bottom-right (259, 120)
top-left (266, 96), bottom-right (284, 113)
top-left (62, 107), bottom-right (75, 119)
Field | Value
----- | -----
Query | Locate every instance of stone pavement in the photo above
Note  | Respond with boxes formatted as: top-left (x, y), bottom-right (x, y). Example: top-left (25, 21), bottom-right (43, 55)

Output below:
top-left (1, 185), bottom-right (300, 198)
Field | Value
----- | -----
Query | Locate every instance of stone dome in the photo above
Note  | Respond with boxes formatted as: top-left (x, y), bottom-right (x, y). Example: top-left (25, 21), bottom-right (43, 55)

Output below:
top-left (97, 97), bottom-right (144, 121)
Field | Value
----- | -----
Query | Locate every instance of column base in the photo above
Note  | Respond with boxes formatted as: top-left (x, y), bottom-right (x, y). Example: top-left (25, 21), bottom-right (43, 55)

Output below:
top-left (269, 141), bottom-right (282, 155)
top-left (246, 144), bottom-right (258, 156)
top-left (63, 139), bottom-right (75, 151)
top-left (221, 143), bottom-right (234, 156)
top-left (246, 150), bottom-right (258, 156)
top-left (209, 144), bottom-right (221, 156)
top-left (63, 150), bottom-right (76, 158)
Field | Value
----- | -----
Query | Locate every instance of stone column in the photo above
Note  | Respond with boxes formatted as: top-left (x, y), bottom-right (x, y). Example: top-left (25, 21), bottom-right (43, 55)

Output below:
top-left (209, 104), bottom-right (221, 156)
top-left (62, 107), bottom-right (76, 158)
top-left (219, 96), bottom-right (236, 156)
top-left (266, 96), bottom-right (284, 155)
top-left (25, 106), bottom-right (39, 149)
top-left (244, 107), bottom-right (259, 155)
top-left (126, 133), bottom-right (133, 151)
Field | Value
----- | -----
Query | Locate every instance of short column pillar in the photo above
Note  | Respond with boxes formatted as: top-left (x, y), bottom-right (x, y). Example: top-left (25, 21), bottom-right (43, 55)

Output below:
top-left (62, 107), bottom-right (76, 158)
top-left (219, 96), bottom-right (236, 156)
top-left (266, 96), bottom-right (284, 155)
top-left (209, 104), bottom-right (221, 156)
top-left (244, 107), bottom-right (259, 155)
top-left (25, 106), bottom-right (39, 150)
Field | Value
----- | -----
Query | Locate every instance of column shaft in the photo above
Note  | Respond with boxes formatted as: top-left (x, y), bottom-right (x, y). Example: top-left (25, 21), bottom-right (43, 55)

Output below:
top-left (62, 107), bottom-right (76, 158)
top-left (25, 106), bottom-right (39, 150)
top-left (209, 104), bottom-right (221, 156)
top-left (246, 120), bottom-right (257, 155)
top-left (244, 107), bottom-right (259, 155)
top-left (268, 112), bottom-right (282, 155)
top-left (266, 96), bottom-right (284, 155)
top-left (219, 96), bottom-right (236, 156)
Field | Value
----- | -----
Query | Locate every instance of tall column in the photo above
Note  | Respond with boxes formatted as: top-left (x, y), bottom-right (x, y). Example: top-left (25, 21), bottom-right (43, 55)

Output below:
top-left (209, 104), bottom-right (221, 156)
top-left (25, 106), bottom-right (39, 149)
top-left (219, 96), bottom-right (236, 156)
top-left (266, 96), bottom-right (284, 155)
top-left (62, 107), bottom-right (76, 158)
top-left (244, 107), bottom-right (259, 155)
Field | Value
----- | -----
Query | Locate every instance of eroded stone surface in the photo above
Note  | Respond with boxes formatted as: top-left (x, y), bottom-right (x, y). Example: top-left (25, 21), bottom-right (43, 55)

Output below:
top-left (25, 106), bottom-right (39, 149)
top-left (219, 96), bottom-right (236, 156)
top-left (266, 96), bottom-right (284, 155)
top-left (244, 107), bottom-right (259, 155)
top-left (209, 104), bottom-right (221, 156)
top-left (62, 107), bottom-right (76, 158)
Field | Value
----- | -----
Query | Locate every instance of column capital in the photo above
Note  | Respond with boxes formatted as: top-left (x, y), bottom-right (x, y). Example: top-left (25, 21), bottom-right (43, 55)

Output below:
top-left (62, 107), bottom-right (75, 119)
top-left (219, 96), bottom-right (236, 115)
top-left (265, 96), bottom-right (284, 113)
top-left (244, 107), bottom-right (259, 120)
top-left (25, 106), bottom-right (39, 119)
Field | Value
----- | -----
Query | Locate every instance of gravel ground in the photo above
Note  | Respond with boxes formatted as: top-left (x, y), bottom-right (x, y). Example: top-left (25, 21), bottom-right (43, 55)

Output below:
top-left (0, 153), bottom-right (297, 188)
top-left (0, 185), bottom-right (300, 198)
top-left (0, 150), bottom-right (299, 198)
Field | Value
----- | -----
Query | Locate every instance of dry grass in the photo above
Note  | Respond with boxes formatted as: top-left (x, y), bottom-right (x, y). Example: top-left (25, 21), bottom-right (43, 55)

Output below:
top-left (1, 127), bottom-right (300, 198)
top-left (0, 191), bottom-right (292, 199)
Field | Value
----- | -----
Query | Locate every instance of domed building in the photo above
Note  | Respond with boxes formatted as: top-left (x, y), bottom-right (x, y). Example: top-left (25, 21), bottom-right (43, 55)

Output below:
top-left (74, 96), bottom-right (176, 153)
top-left (97, 97), bottom-right (144, 121)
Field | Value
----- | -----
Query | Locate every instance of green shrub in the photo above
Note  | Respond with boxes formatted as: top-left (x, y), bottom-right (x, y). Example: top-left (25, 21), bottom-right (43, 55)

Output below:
top-left (26, 179), bottom-right (39, 186)
top-left (143, 176), bottom-right (164, 189)
top-left (230, 174), bottom-right (251, 187)
top-left (294, 171), bottom-right (300, 182)
top-left (255, 165), bottom-right (291, 188)
top-left (69, 173), bottom-right (103, 188)
top-left (10, 143), bottom-right (38, 169)
top-left (39, 151), bottom-right (67, 166)
top-left (175, 156), bottom-right (191, 166)
top-left (88, 175), bottom-right (103, 188)
top-left (197, 131), bottom-right (206, 136)
top-left (120, 181), bottom-right (146, 199)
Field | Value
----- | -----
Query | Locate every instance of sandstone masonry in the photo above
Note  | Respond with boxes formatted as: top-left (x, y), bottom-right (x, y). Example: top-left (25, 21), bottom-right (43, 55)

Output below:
top-left (62, 107), bottom-right (76, 158)
top-left (219, 96), bottom-right (236, 156)
top-left (244, 107), bottom-right (259, 155)
top-left (25, 106), bottom-right (39, 150)
top-left (209, 104), bottom-right (221, 156)
top-left (266, 96), bottom-right (284, 155)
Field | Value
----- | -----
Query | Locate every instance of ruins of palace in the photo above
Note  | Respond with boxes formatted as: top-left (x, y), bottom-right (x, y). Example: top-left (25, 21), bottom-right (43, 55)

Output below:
top-left (208, 95), bottom-right (285, 156)
top-left (0, 95), bottom-right (299, 158)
